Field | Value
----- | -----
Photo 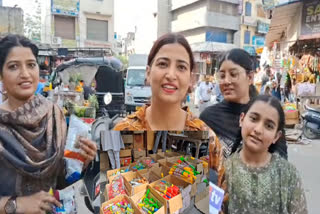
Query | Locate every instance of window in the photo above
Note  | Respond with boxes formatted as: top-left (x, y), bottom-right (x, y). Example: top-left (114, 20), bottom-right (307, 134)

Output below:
top-left (244, 30), bottom-right (250, 44)
top-left (245, 2), bottom-right (252, 16)
top-left (54, 15), bottom-right (75, 40)
top-left (127, 69), bottom-right (146, 86)
top-left (87, 19), bottom-right (108, 41)
top-left (206, 31), bottom-right (227, 43)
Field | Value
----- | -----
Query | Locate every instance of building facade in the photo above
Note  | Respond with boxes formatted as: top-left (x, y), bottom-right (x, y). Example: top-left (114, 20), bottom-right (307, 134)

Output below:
top-left (0, 6), bottom-right (24, 37)
top-left (239, 0), bottom-right (271, 57)
top-left (41, 0), bottom-right (114, 50)
top-left (158, 0), bottom-right (241, 75)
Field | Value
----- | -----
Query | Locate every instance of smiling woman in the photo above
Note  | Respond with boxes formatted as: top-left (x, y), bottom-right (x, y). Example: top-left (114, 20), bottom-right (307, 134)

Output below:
top-left (200, 48), bottom-right (288, 159)
top-left (0, 34), bottom-right (97, 214)
top-left (114, 33), bottom-right (206, 131)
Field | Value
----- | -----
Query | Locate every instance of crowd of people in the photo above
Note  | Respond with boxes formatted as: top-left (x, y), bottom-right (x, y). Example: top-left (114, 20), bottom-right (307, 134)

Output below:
top-left (0, 33), bottom-right (308, 214)
top-left (259, 64), bottom-right (297, 103)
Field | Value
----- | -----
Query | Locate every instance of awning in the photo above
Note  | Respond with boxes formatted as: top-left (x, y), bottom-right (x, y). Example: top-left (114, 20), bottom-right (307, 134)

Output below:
top-left (265, 2), bottom-right (302, 47)
top-left (191, 42), bottom-right (237, 53)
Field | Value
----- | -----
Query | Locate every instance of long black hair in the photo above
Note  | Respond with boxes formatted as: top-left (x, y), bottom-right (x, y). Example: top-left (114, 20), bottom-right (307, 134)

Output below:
top-left (0, 34), bottom-right (39, 76)
top-left (242, 95), bottom-right (285, 131)
top-left (217, 48), bottom-right (255, 73)
top-left (218, 48), bottom-right (257, 100)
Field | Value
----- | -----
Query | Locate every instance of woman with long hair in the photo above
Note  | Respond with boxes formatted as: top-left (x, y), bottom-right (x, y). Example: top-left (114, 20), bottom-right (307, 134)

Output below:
top-left (0, 35), bottom-right (97, 214)
top-left (200, 48), bottom-right (287, 159)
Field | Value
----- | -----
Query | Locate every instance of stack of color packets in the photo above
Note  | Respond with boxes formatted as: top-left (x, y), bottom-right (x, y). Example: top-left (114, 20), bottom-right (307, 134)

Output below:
top-left (101, 198), bottom-right (134, 214)
top-left (138, 189), bottom-right (162, 214)
top-left (154, 180), bottom-right (180, 200)
top-left (169, 156), bottom-right (200, 184)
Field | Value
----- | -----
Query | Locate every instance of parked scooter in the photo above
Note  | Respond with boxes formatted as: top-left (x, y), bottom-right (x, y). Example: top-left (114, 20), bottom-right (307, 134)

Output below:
top-left (82, 93), bottom-right (119, 213)
top-left (302, 104), bottom-right (320, 139)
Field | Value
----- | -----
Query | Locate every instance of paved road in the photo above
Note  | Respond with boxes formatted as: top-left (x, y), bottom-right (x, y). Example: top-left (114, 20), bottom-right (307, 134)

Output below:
top-left (288, 139), bottom-right (320, 214)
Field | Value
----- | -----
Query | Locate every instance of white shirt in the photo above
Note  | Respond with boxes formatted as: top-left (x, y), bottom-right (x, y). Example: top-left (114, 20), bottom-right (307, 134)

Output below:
top-left (199, 81), bottom-right (214, 102)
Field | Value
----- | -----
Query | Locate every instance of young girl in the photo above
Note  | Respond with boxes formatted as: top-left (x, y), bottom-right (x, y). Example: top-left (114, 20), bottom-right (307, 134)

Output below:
top-left (224, 95), bottom-right (307, 213)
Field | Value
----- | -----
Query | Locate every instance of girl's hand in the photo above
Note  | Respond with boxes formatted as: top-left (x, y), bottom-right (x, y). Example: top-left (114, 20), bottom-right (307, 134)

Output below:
top-left (16, 191), bottom-right (62, 214)
top-left (79, 138), bottom-right (97, 169)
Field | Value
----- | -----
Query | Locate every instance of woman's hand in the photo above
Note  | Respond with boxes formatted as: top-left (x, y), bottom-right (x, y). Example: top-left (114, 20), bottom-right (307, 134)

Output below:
top-left (16, 191), bottom-right (62, 214)
top-left (79, 137), bottom-right (97, 169)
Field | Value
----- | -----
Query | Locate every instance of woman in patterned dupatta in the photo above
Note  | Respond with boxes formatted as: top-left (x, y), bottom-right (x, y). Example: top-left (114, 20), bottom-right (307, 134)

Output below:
top-left (0, 35), bottom-right (97, 214)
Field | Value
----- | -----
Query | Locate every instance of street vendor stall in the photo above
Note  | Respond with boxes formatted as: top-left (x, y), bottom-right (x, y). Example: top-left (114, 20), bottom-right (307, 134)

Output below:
top-left (100, 131), bottom-right (210, 214)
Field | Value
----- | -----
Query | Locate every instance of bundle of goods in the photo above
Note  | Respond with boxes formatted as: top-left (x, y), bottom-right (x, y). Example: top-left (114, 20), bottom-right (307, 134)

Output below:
top-left (154, 180), bottom-right (180, 200)
top-left (63, 100), bottom-right (96, 118)
top-left (186, 156), bottom-right (209, 175)
top-left (129, 177), bottom-right (148, 187)
top-left (169, 157), bottom-right (200, 184)
top-left (140, 158), bottom-right (156, 168)
top-left (64, 115), bottom-right (91, 184)
top-left (109, 167), bottom-right (130, 177)
top-left (185, 156), bottom-right (208, 169)
top-left (108, 175), bottom-right (127, 200)
top-left (137, 189), bottom-right (162, 214)
top-left (132, 162), bottom-right (146, 171)
top-left (50, 187), bottom-right (77, 214)
top-left (283, 103), bottom-right (299, 125)
top-left (101, 198), bottom-right (134, 214)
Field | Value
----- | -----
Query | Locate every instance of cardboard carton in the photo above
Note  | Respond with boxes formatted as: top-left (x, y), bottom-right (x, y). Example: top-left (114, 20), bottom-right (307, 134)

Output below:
top-left (106, 166), bottom-right (131, 183)
top-left (100, 151), bottom-right (110, 172)
top-left (120, 149), bottom-right (132, 158)
top-left (120, 157), bottom-right (132, 167)
top-left (100, 194), bottom-right (142, 214)
top-left (134, 134), bottom-right (145, 149)
top-left (133, 149), bottom-right (147, 160)
top-left (122, 171), bottom-right (149, 196)
top-left (150, 175), bottom-right (191, 214)
top-left (131, 185), bottom-right (167, 214)
top-left (122, 134), bottom-right (134, 144)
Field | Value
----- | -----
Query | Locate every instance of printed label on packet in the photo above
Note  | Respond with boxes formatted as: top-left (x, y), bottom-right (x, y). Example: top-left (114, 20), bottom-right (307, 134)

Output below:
top-left (209, 182), bottom-right (224, 214)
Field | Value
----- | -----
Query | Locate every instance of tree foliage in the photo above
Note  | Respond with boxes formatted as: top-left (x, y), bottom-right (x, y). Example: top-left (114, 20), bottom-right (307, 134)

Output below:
top-left (24, 0), bottom-right (41, 42)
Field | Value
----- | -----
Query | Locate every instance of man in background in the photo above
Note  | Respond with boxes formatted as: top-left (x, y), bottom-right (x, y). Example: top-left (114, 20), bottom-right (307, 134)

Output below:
top-left (199, 75), bottom-right (214, 113)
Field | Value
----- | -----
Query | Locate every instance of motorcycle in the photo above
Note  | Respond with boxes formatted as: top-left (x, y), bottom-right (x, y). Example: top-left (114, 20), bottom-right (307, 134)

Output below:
top-left (302, 104), bottom-right (320, 139)
top-left (82, 93), bottom-right (119, 213)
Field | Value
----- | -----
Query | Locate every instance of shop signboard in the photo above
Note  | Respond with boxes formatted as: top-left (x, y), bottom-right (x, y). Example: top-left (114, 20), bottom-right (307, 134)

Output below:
top-left (257, 21), bottom-right (270, 34)
top-left (252, 36), bottom-right (266, 47)
top-left (243, 46), bottom-right (256, 56)
top-left (51, 0), bottom-right (79, 16)
top-left (242, 16), bottom-right (257, 27)
top-left (300, 0), bottom-right (320, 40)
top-left (262, 0), bottom-right (300, 9)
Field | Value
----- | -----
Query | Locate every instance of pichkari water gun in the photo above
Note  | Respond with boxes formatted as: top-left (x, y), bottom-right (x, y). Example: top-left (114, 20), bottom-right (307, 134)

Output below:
top-left (179, 156), bottom-right (200, 175)
top-left (102, 198), bottom-right (134, 214)
top-left (132, 162), bottom-right (146, 171)
top-left (187, 156), bottom-right (209, 169)
top-left (154, 181), bottom-right (180, 200)
top-left (138, 189), bottom-right (161, 214)
top-left (169, 168), bottom-right (194, 183)
top-left (169, 160), bottom-right (199, 184)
